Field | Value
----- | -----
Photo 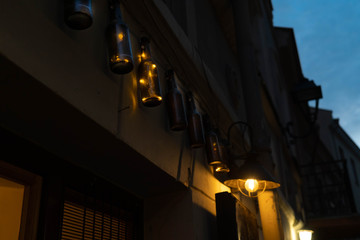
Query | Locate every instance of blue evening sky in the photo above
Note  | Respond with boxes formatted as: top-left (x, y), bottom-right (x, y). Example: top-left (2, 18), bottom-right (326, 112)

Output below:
top-left (272, 0), bottom-right (360, 147)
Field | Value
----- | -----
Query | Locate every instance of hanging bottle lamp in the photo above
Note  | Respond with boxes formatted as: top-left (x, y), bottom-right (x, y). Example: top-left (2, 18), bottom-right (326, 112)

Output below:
top-left (203, 115), bottom-right (223, 165)
top-left (214, 139), bottom-right (230, 173)
top-left (138, 37), bottom-right (162, 107)
top-left (186, 92), bottom-right (204, 148)
top-left (165, 70), bottom-right (187, 131)
top-left (64, 0), bottom-right (93, 30)
top-left (107, 0), bottom-right (134, 74)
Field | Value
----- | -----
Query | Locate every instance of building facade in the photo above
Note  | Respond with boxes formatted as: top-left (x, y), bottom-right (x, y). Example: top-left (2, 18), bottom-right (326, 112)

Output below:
top-left (1, 0), bottom-right (357, 239)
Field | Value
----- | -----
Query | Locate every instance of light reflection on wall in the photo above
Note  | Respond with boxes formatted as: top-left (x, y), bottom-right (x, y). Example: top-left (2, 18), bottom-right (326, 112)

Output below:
top-left (130, 71), bottom-right (138, 113)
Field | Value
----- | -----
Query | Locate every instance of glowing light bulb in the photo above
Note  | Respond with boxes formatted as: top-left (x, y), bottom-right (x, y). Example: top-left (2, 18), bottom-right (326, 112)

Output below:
top-left (245, 179), bottom-right (259, 192)
top-left (118, 32), bottom-right (124, 41)
top-left (298, 230), bottom-right (313, 240)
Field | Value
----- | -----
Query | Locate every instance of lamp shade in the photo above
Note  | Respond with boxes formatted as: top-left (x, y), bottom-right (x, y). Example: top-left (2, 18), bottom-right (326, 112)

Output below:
top-left (224, 160), bottom-right (280, 197)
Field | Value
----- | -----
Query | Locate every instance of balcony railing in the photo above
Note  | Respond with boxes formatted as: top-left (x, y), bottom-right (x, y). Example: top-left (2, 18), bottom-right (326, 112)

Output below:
top-left (300, 160), bottom-right (356, 218)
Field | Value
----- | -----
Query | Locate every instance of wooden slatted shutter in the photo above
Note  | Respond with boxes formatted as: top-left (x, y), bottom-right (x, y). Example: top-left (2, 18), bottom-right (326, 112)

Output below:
top-left (60, 191), bottom-right (139, 240)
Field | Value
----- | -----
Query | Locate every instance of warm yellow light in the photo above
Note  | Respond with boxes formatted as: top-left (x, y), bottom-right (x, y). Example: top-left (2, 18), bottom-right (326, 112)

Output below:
top-left (215, 166), bottom-right (230, 173)
top-left (141, 52), bottom-right (146, 58)
top-left (110, 56), bottom-right (130, 64)
top-left (139, 79), bottom-right (145, 85)
top-left (212, 142), bottom-right (218, 151)
top-left (118, 32), bottom-right (124, 41)
top-left (152, 64), bottom-right (156, 69)
top-left (298, 230), bottom-right (313, 240)
top-left (110, 55), bottom-right (120, 63)
top-left (142, 96), bottom-right (162, 103)
top-left (245, 179), bottom-right (259, 192)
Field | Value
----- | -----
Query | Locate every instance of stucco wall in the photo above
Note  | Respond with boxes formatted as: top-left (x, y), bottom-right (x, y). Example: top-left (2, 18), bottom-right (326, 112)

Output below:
top-left (0, 0), bottom-right (119, 135)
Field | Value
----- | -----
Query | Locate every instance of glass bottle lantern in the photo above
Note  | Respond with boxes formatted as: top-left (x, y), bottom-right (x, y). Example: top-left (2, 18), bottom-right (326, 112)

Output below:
top-left (138, 38), bottom-right (162, 107)
top-left (186, 92), bottom-right (204, 148)
top-left (214, 138), bottom-right (230, 173)
top-left (166, 70), bottom-right (187, 131)
top-left (64, 0), bottom-right (93, 30)
top-left (203, 115), bottom-right (222, 165)
top-left (107, 0), bottom-right (134, 74)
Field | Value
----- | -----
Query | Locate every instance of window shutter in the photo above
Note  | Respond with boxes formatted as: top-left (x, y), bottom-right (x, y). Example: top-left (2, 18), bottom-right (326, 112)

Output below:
top-left (61, 200), bottom-right (138, 240)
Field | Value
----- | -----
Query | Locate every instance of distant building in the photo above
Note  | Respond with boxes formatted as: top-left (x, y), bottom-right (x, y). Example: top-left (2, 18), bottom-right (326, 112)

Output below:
top-left (301, 108), bottom-right (360, 239)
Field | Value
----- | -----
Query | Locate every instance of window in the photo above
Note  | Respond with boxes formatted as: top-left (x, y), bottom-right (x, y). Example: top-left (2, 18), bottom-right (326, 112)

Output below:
top-left (60, 188), bottom-right (141, 240)
top-left (0, 161), bottom-right (42, 240)
top-left (0, 177), bottom-right (24, 240)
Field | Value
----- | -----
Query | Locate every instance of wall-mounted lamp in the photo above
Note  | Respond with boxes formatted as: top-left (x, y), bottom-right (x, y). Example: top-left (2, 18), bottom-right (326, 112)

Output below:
top-left (287, 78), bottom-right (322, 139)
top-left (64, 0), bottom-right (93, 30)
top-left (298, 230), bottom-right (313, 240)
top-left (222, 121), bottom-right (280, 197)
top-left (224, 158), bottom-right (280, 197)
top-left (138, 37), bottom-right (162, 107)
top-left (186, 92), bottom-right (204, 148)
top-left (107, 0), bottom-right (134, 74)
top-left (165, 70), bottom-right (187, 131)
